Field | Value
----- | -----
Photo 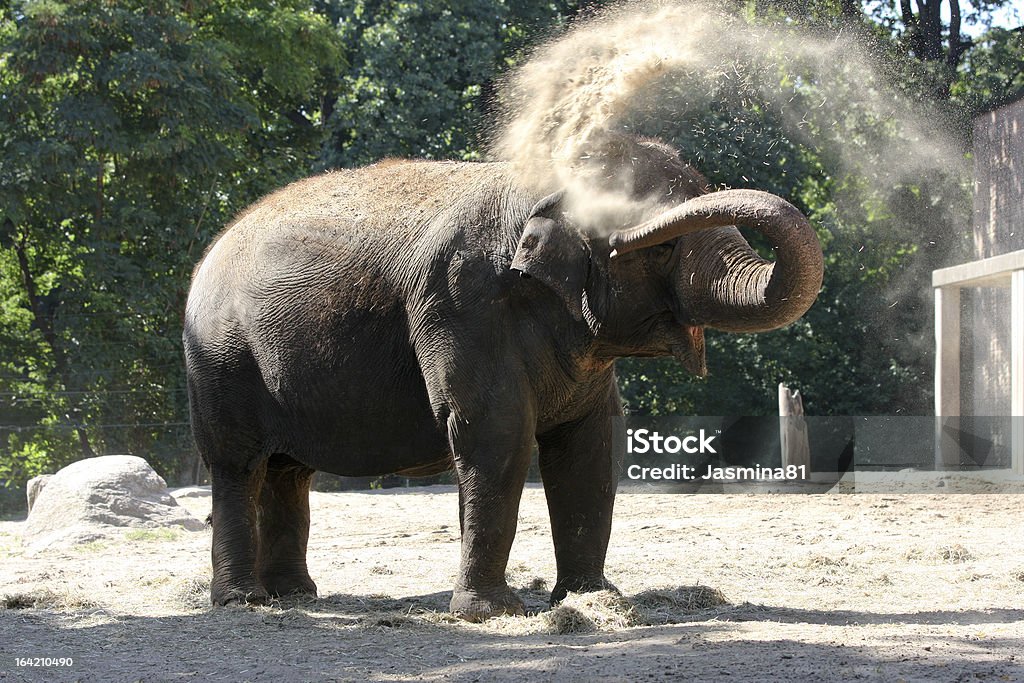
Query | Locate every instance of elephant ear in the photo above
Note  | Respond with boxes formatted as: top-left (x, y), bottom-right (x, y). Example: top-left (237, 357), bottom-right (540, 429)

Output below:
top-left (511, 192), bottom-right (588, 321)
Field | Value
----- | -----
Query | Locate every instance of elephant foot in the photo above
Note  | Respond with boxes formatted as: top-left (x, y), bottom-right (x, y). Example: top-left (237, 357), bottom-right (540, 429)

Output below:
top-left (260, 573), bottom-right (318, 599)
top-left (450, 585), bottom-right (525, 622)
top-left (550, 575), bottom-right (619, 606)
top-left (210, 585), bottom-right (271, 607)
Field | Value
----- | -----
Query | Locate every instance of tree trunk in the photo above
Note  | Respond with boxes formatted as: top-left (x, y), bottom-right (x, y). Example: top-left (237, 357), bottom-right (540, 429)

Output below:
top-left (13, 230), bottom-right (95, 459)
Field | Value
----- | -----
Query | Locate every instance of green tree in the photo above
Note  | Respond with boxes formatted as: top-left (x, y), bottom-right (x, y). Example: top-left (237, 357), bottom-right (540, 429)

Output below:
top-left (0, 0), bottom-right (339, 491)
top-left (951, 25), bottom-right (1024, 114)
top-left (319, 0), bottom-right (587, 167)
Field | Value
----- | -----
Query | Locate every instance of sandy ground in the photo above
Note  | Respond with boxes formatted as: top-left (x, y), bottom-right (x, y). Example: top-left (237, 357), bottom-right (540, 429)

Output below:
top-left (1, 485), bottom-right (1023, 682)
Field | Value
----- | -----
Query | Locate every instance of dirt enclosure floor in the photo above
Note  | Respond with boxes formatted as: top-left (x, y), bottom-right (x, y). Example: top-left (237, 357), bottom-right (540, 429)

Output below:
top-left (1, 485), bottom-right (1023, 682)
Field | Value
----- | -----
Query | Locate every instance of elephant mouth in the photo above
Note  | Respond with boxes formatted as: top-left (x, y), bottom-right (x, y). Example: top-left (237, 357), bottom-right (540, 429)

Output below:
top-left (671, 325), bottom-right (707, 377)
top-left (625, 312), bottom-right (707, 376)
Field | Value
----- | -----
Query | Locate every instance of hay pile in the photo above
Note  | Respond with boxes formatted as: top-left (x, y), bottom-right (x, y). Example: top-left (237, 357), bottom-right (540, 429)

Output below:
top-left (542, 590), bottom-right (642, 634)
top-left (476, 586), bottom-right (732, 635)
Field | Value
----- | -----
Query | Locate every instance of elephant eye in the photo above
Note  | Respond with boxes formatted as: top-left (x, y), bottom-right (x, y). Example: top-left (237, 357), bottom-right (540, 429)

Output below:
top-left (650, 243), bottom-right (676, 268)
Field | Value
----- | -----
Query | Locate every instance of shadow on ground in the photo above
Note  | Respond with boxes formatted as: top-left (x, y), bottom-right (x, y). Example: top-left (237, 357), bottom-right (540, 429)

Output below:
top-left (2, 587), bottom-right (1022, 682)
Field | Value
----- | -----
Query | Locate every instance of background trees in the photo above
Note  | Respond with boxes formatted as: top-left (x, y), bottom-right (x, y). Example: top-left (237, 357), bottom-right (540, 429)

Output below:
top-left (0, 0), bottom-right (340, 486)
top-left (1, 0), bottom-right (1020, 502)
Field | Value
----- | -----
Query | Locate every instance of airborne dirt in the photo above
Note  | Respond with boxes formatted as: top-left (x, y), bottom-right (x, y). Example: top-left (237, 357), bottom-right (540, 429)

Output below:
top-left (490, 1), bottom-right (961, 235)
top-left (1, 486), bottom-right (1023, 681)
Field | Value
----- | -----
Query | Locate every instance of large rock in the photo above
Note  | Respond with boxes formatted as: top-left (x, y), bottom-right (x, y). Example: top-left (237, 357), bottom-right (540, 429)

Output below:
top-left (23, 455), bottom-right (204, 553)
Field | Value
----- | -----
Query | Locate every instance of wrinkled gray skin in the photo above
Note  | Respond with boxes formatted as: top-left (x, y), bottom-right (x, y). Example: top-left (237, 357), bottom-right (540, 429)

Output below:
top-left (184, 137), bottom-right (823, 621)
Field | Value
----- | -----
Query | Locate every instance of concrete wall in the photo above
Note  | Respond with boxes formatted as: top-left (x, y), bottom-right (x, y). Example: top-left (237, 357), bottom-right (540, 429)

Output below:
top-left (974, 99), bottom-right (1024, 259)
top-left (966, 98), bottom-right (1023, 465)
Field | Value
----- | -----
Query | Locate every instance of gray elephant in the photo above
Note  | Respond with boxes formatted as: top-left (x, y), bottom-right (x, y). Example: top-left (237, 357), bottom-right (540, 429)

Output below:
top-left (183, 135), bottom-right (823, 621)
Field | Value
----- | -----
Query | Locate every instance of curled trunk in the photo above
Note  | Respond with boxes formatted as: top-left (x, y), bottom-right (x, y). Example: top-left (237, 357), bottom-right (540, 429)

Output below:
top-left (609, 189), bottom-right (824, 333)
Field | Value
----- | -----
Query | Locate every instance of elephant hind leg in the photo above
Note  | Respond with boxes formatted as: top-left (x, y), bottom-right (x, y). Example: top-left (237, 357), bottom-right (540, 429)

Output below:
top-left (209, 458), bottom-right (269, 606)
top-left (256, 453), bottom-right (318, 598)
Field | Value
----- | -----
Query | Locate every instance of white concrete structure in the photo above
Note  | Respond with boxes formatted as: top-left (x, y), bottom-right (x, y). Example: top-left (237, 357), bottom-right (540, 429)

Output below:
top-left (933, 251), bottom-right (1024, 475)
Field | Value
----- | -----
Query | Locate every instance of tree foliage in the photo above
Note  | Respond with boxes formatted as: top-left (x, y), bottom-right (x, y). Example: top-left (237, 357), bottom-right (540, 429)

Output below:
top-left (0, 0), bottom-right (1019, 501)
top-left (0, 0), bottom-right (339, 489)
top-left (951, 25), bottom-right (1024, 113)
top-left (318, 0), bottom-right (584, 167)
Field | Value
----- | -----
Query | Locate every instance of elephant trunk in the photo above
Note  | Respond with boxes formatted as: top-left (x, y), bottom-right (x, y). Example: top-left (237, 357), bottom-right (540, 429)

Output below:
top-left (608, 189), bottom-right (823, 333)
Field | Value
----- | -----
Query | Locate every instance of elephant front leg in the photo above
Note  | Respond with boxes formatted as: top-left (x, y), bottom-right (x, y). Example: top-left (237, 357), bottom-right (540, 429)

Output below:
top-left (538, 392), bottom-right (622, 605)
top-left (447, 411), bottom-right (535, 622)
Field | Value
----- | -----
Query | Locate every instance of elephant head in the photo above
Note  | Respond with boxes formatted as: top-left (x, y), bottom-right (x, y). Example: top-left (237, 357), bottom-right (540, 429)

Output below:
top-left (511, 137), bottom-right (824, 373)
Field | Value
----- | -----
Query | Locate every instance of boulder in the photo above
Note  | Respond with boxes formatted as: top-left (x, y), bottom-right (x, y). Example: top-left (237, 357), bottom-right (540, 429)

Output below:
top-left (169, 485), bottom-right (211, 500)
top-left (23, 455), bottom-right (204, 553)
top-left (26, 474), bottom-right (53, 512)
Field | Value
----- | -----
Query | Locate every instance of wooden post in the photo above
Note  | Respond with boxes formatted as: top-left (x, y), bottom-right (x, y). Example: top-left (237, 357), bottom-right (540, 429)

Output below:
top-left (934, 286), bottom-right (961, 469)
top-left (779, 383), bottom-right (810, 476)
top-left (1012, 271), bottom-right (1024, 475)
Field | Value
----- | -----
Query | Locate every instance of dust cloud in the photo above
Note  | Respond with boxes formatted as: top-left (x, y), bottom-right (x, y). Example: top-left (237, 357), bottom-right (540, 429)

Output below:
top-left (489, 0), bottom-right (967, 236)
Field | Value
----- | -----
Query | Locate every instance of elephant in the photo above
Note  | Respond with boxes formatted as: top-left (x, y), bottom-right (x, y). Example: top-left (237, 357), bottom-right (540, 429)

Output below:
top-left (183, 135), bottom-right (823, 621)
